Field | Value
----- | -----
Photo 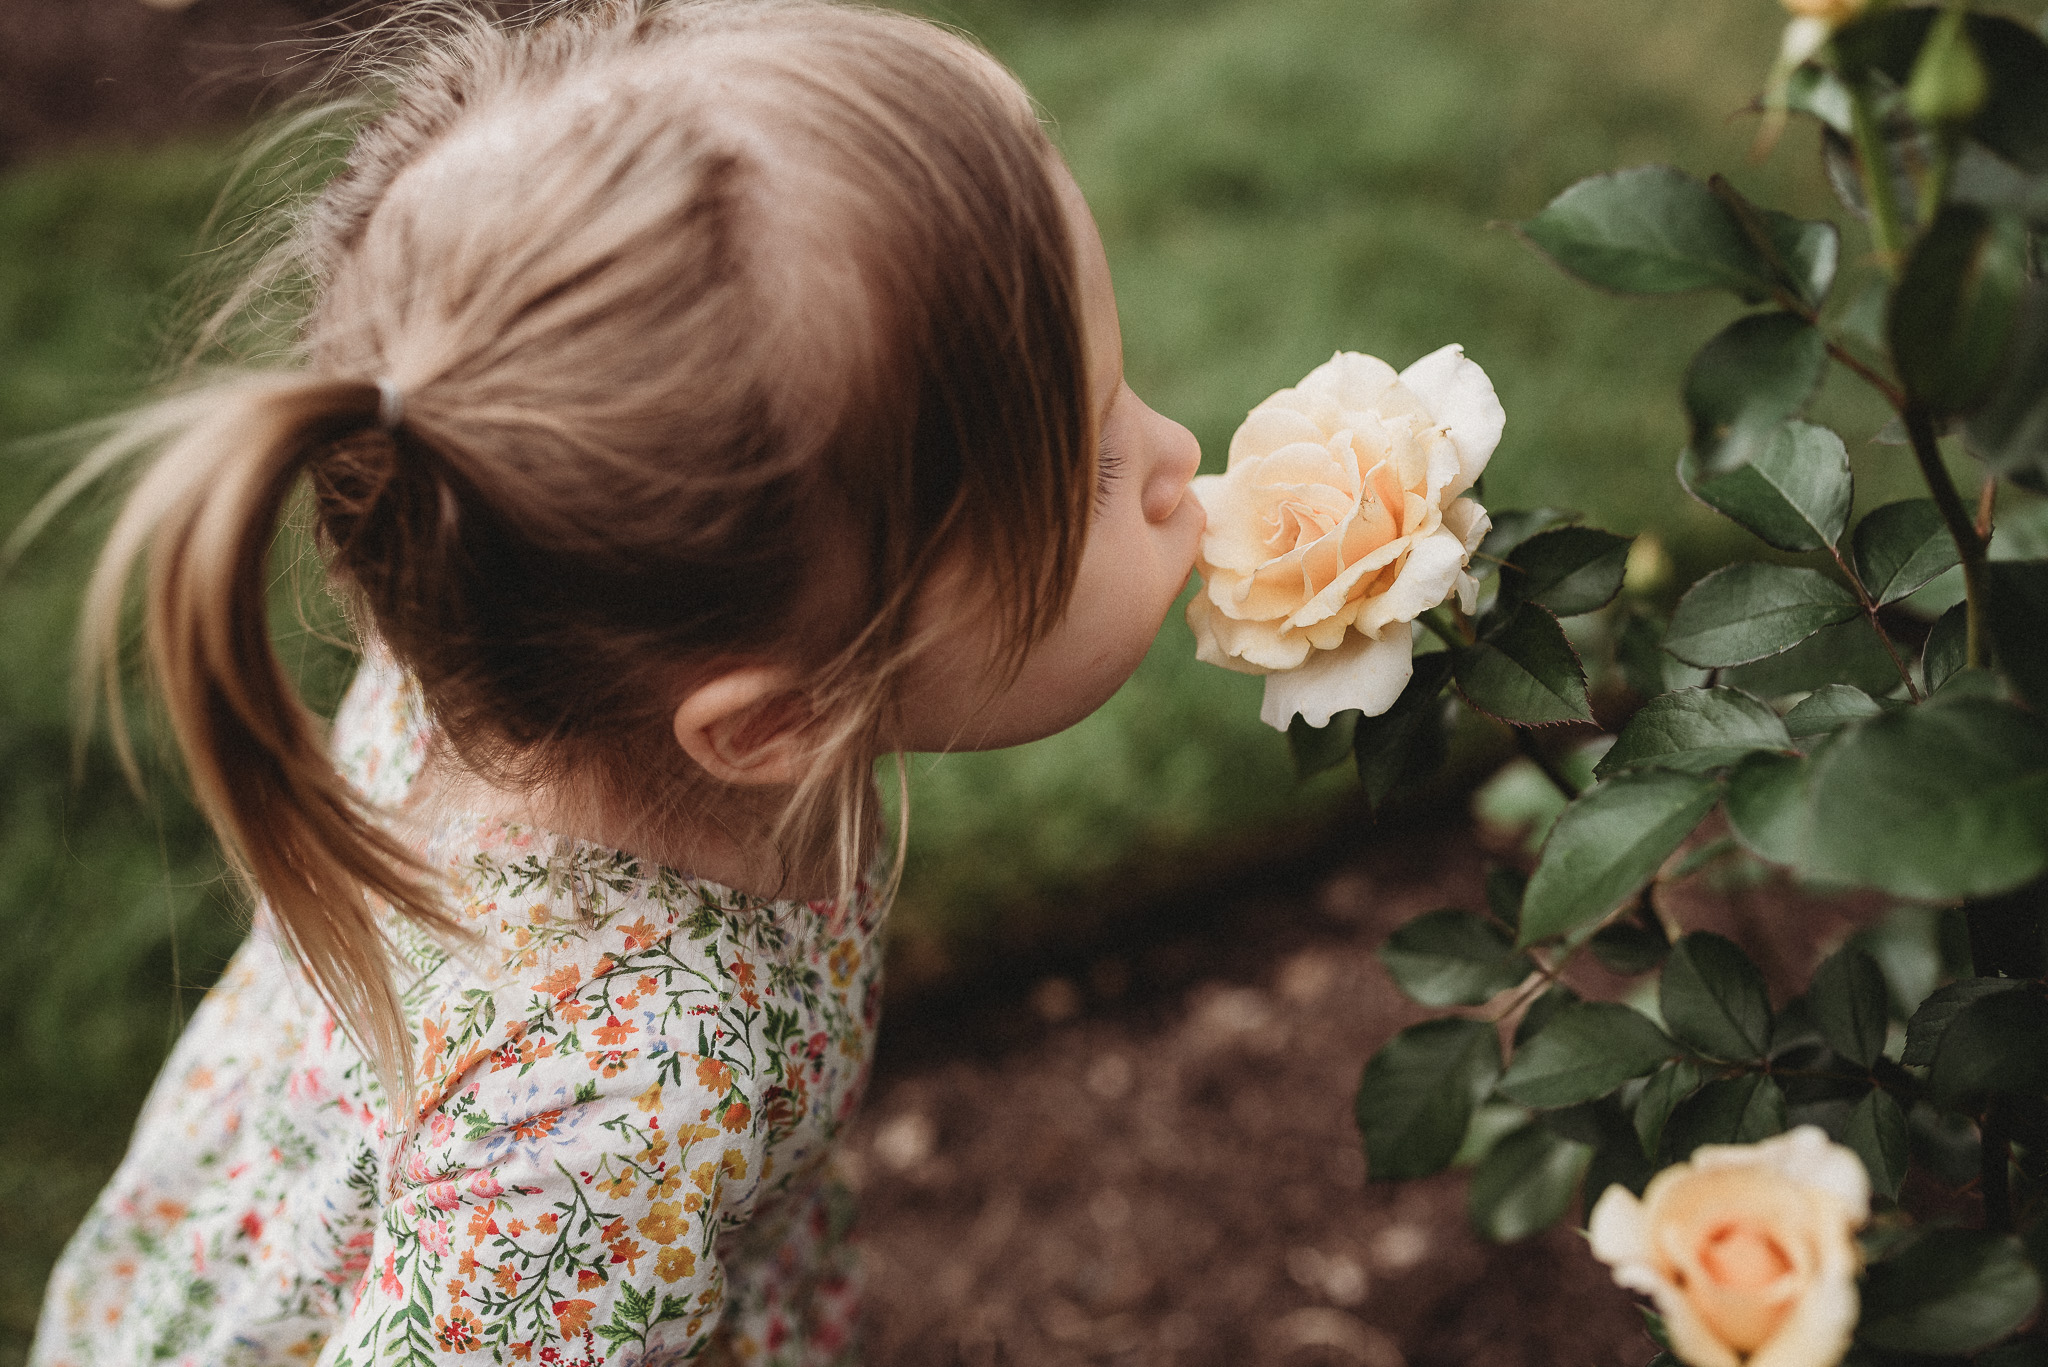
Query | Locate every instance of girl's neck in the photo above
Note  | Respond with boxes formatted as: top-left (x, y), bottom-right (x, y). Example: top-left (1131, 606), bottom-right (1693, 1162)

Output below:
top-left (408, 755), bottom-right (839, 903)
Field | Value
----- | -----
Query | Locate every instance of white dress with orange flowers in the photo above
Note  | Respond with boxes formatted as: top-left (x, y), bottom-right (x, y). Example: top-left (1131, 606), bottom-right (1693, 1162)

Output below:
top-left (30, 648), bottom-right (884, 1367)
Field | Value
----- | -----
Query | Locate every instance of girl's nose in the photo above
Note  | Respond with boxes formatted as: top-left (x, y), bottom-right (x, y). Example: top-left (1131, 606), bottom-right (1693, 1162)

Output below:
top-left (1143, 413), bottom-right (1202, 525)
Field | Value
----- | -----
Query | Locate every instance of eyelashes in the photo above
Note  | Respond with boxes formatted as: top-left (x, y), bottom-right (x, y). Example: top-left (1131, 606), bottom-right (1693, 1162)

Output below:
top-left (1093, 443), bottom-right (1125, 514)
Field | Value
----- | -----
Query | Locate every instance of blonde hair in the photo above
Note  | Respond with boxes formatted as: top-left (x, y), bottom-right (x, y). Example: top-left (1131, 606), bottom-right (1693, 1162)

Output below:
top-left (76, 0), bottom-right (1093, 1093)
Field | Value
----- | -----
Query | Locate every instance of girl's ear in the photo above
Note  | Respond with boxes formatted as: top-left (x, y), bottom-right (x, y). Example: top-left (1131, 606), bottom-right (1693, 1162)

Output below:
top-left (671, 666), bottom-right (815, 787)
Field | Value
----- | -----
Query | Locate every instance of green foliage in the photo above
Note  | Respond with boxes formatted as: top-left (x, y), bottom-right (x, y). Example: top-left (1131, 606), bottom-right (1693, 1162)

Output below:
top-left (1850, 499), bottom-right (1962, 605)
top-left (1859, 1231), bottom-right (2043, 1355)
top-left (1663, 562), bottom-right (1861, 668)
top-left (1659, 933), bottom-right (1772, 1063)
top-left (1467, 1124), bottom-right (1590, 1243)
top-left (1518, 771), bottom-right (1719, 944)
top-left (1808, 945), bottom-right (1890, 1069)
top-left (1495, 526), bottom-right (1631, 618)
top-left (1595, 687), bottom-right (1789, 777)
top-left (1452, 601), bottom-right (1593, 726)
top-left (1889, 204), bottom-right (2030, 414)
top-left (1377, 908), bottom-right (1532, 1008)
top-left (1496, 1001), bottom-right (1674, 1107)
top-left (1677, 419), bottom-right (1852, 553)
top-left (1683, 313), bottom-right (1830, 476)
top-left (1354, 1018), bottom-right (1501, 1181)
top-left (1351, 13), bottom-right (2048, 1338)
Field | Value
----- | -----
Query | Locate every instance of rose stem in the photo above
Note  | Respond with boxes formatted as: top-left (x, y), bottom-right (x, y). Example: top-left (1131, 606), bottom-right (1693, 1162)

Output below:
top-left (1904, 404), bottom-right (1989, 667)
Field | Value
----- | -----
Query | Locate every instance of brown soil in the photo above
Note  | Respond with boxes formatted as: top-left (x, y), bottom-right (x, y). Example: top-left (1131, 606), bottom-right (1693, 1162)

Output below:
top-left (845, 823), bottom-right (1655, 1367)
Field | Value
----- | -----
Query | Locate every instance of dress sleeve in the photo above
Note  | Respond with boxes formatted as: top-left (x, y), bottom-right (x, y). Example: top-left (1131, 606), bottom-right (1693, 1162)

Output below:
top-left (321, 990), bottom-right (764, 1364)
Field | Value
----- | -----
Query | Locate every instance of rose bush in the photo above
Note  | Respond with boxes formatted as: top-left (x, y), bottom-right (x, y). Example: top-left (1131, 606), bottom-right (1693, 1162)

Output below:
top-left (1589, 1129), bottom-right (1868, 1367)
top-left (1185, 346), bottom-right (1501, 729)
top-left (1279, 4), bottom-right (2048, 1365)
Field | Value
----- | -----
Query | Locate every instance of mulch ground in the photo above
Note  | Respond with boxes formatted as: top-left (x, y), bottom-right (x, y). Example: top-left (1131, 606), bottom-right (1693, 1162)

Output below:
top-left (845, 822), bottom-right (1654, 1367)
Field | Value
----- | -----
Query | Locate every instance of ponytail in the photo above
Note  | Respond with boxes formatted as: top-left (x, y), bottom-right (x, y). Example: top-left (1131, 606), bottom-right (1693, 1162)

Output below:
top-left (81, 374), bottom-right (456, 1098)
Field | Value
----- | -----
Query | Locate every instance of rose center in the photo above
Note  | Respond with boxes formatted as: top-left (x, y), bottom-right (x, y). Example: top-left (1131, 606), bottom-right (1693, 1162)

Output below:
top-left (1700, 1220), bottom-right (1794, 1290)
top-left (1681, 1218), bottom-right (1802, 1354)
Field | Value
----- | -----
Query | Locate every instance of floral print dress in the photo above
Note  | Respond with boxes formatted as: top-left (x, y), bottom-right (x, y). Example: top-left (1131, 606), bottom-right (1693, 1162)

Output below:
top-left (31, 648), bottom-right (885, 1367)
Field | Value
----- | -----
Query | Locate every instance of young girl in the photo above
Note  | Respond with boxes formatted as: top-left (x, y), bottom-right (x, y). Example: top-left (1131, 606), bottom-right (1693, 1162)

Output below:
top-left (30, 2), bottom-right (1203, 1363)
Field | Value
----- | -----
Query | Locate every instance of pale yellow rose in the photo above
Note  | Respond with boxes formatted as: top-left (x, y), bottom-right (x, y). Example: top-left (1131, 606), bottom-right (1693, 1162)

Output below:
top-left (1588, 1127), bottom-right (1871, 1367)
top-left (1186, 345), bottom-right (1501, 729)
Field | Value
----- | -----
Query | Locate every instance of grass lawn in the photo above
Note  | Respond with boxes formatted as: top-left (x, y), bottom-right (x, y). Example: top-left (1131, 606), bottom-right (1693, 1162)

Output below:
top-left (0, 0), bottom-right (1974, 1356)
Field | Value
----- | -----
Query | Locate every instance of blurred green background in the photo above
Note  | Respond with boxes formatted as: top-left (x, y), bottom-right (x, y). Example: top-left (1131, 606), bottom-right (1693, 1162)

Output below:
top-left (0, 0), bottom-right (1973, 1356)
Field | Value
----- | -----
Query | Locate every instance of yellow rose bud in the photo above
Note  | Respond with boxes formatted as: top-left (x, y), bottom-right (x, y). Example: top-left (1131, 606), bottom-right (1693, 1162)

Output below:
top-left (1780, 0), bottom-right (1868, 26)
top-left (1588, 1127), bottom-right (1869, 1367)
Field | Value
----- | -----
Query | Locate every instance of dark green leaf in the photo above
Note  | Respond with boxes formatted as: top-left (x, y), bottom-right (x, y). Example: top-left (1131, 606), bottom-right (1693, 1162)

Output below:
top-left (1354, 652), bottom-right (1454, 815)
top-left (1595, 687), bottom-right (1791, 778)
top-left (1722, 616), bottom-right (1905, 699)
top-left (1661, 932), bottom-right (1774, 1062)
top-left (1589, 920), bottom-right (1671, 976)
top-left (1859, 1230), bottom-right (2043, 1355)
top-left (1924, 600), bottom-right (1971, 695)
top-left (1518, 166), bottom-right (1784, 300)
top-left (1782, 65), bottom-right (1854, 135)
top-left (1498, 526), bottom-right (1632, 618)
top-left (1929, 988), bottom-right (2048, 1101)
top-left (1784, 685), bottom-right (1884, 741)
top-left (1467, 1124), bottom-right (1591, 1244)
top-left (1678, 420), bottom-right (1853, 553)
top-left (1616, 610), bottom-right (1710, 699)
top-left (1661, 1074), bottom-right (1787, 1161)
top-left (1289, 709), bottom-right (1361, 780)
top-left (1952, 143), bottom-right (2048, 225)
top-left (1967, 283), bottom-right (2048, 478)
top-left (1486, 865), bottom-right (1527, 934)
top-left (1665, 563), bottom-right (1861, 669)
top-left (1809, 946), bottom-right (1890, 1068)
top-left (1514, 984), bottom-right (1579, 1047)
top-left (1686, 313), bottom-right (1829, 477)
top-left (1355, 1019), bottom-right (1502, 1181)
top-left (1986, 559), bottom-right (2048, 711)
top-left (1903, 978), bottom-right (2026, 1066)
top-left (1707, 175), bottom-right (1840, 311)
top-left (1804, 695), bottom-right (2048, 900)
top-left (1852, 500), bottom-right (1963, 606)
top-left (1478, 508), bottom-right (1580, 564)
top-left (1498, 1001), bottom-right (1677, 1107)
top-left (1379, 909), bottom-right (1533, 1008)
top-left (1634, 1060), bottom-right (1704, 1159)
top-left (1890, 204), bottom-right (2030, 414)
top-left (1519, 770), bottom-right (1720, 945)
top-left (1453, 602), bottom-right (1593, 727)
top-left (1844, 1087), bottom-right (1910, 1201)
top-left (1581, 1106), bottom-right (1656, 1203)
top-left (1967, 14), bottom-right (2048, 172)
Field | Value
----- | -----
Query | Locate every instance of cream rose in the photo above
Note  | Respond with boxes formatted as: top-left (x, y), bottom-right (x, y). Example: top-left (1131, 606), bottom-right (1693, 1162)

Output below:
top-left (1185, 345), bottom-right (1501, 730)
top-left (1588, 1127), bottom-right (1871, 1367)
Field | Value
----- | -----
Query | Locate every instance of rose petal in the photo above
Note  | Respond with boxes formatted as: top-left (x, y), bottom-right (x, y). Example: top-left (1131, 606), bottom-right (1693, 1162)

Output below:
top-left (1357, 528), bottom-right (1467, 635)
top-left (1298, 351), bottom-right (1401, 416)
top-left (1696, 1128), bottom-right (1870, 1222)
top-left (1258, 622), bottom-right (1414, 728)
top-left (1398, 344), bottom-right (1504, 499)
top-left (1186, 590), bottom-right (1268, 676)
top-left (1443, 496), bottom-right (1492, 554)
top-left (1228, 405), bottom-right (1326, 469)
top-left (1586, 1185), bottom-right (1656, 1285)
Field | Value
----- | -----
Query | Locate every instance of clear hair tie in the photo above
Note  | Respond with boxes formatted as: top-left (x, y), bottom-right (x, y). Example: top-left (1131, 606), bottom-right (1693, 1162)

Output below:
top-left (374, 378), bottom-right (405, 432)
